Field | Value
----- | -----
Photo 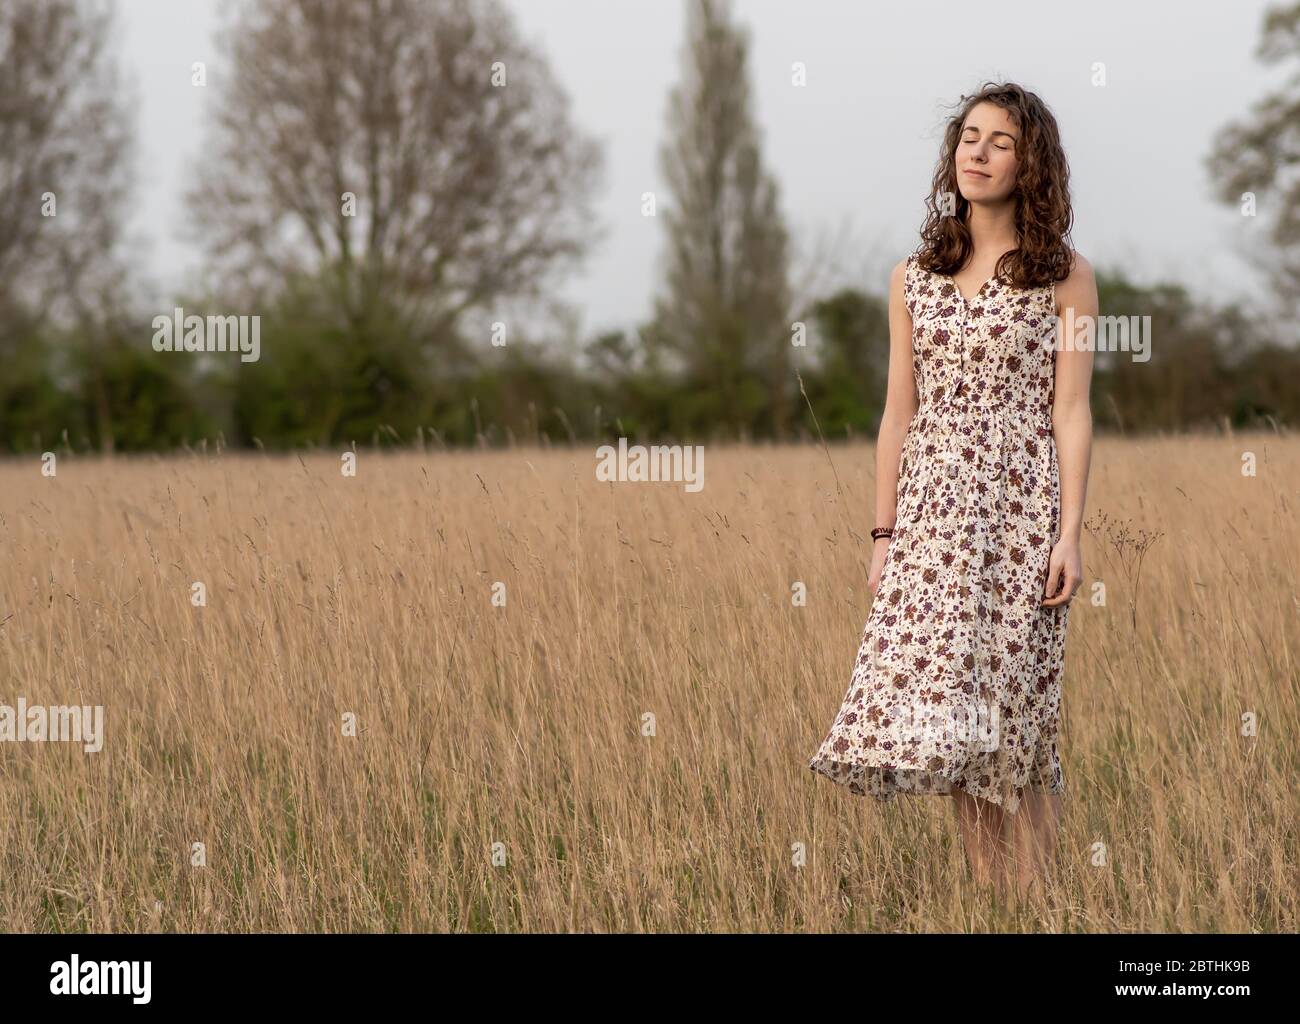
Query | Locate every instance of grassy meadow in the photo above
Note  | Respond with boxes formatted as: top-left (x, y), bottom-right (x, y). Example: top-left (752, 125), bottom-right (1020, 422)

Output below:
top-left (0, 433), bottom-right (1295, 932)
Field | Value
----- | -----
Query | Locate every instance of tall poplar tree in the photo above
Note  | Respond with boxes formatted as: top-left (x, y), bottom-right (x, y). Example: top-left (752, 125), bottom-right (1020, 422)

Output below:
top-left (650, 0), bottom-right (793, 439)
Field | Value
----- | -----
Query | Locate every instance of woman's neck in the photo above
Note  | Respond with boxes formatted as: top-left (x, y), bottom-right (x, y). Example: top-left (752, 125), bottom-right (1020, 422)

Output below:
top-left (965, 200), bottom-right (1018, 257)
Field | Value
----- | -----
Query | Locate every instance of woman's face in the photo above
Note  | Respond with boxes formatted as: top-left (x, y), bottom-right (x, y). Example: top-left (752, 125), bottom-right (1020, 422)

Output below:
top-left (955, 101), bottom-right (1020, 203)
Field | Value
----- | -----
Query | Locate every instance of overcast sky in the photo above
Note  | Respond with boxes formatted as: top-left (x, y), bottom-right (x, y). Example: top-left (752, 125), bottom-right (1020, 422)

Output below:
top-left (120, 0), bottom-right (1286, 337)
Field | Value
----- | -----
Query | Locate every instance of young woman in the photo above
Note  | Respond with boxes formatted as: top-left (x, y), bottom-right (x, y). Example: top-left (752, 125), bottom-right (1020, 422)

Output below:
top-left (808, 82), bottom-right (1097, 898)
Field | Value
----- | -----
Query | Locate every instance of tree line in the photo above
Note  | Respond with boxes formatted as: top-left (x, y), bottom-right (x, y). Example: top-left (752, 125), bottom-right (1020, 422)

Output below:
top-left (1, 0), bottom-right (1297, 454)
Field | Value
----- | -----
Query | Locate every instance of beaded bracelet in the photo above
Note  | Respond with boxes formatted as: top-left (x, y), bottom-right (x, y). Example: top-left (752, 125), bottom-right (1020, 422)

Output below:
top-left (871, 527), bottom-right (894, 540)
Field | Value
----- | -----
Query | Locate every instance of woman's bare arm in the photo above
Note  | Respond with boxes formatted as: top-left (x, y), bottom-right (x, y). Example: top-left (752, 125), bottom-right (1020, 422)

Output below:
top-left (875, 259), bottom-right (920, 531)
top-left (1043, 250), bottom-right (1097, 605)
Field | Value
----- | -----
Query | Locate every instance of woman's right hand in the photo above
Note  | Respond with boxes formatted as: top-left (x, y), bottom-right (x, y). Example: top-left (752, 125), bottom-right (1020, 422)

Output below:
top-left (867, 537), bottom-right (892, 595)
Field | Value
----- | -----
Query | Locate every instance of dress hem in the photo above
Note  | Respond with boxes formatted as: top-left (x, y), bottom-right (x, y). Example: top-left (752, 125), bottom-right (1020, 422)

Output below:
top-left (807, 753), bottom-right (1062, 816)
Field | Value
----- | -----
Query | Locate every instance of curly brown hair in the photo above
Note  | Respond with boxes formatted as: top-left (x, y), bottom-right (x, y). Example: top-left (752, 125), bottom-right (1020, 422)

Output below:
top-left (915, 82), bottom-right (1075, 289)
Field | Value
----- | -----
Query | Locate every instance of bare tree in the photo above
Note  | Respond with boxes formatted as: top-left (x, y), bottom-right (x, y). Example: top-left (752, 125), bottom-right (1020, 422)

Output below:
top-left (1205, 2), bottom-right (1300, 321)
top-left (188, 0), bottom-right (603, 363)
top-left (650, 0), bottom-right (793, 438)
top-left (0, 0), bottom-right (132, 325)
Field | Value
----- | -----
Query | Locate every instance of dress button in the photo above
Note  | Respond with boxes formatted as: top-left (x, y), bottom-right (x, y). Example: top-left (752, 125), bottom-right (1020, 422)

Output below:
top-left (946, 462), bottom-right (960, 479)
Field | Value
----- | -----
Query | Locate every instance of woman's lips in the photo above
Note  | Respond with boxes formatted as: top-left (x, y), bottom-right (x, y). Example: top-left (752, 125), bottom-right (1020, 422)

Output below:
top-left (963, 168), bottom-right (990, 178)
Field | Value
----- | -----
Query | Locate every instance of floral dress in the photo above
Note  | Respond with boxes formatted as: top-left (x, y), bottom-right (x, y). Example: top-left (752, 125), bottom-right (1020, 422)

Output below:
top-left (808, 251), bottom-right (1069, 815)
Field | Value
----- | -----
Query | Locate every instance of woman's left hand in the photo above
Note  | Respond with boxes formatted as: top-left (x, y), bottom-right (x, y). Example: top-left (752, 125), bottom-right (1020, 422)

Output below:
top-left (1042, 536), bottom-right (1082, 607)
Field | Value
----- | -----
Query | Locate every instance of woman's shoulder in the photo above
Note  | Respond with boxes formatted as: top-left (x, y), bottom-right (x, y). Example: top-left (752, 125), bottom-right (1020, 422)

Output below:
top-left (1069, 246), bottom-right (1091, 269)
top-left (1059, 248), bottom-right (1094, 284)
top-left (893, 250), bottom-right (926, 286)
top-left (1055, 248), bottom-right (1096, 296)
top-left (1048, 249), bottom-right (1097, 314)
top-left (894, 250), bottom-right (929, 317)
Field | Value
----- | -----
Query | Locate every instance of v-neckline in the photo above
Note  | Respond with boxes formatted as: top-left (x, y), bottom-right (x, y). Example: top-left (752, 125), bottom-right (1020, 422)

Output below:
top-left (944, 271), bottom-right (997, 305)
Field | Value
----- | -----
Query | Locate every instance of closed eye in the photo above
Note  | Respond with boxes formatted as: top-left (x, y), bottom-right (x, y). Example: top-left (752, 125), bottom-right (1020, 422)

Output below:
top-left (963, 137), bottom-right (1012, 151)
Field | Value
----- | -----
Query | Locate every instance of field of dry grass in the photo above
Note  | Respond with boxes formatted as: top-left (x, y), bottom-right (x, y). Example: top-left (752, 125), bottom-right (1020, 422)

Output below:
top-left (0, 433), bottom-right (1295, 932)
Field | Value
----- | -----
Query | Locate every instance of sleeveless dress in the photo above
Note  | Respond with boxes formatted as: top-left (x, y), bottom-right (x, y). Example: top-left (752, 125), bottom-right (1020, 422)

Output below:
top-left (807, 251), bottom-right (1069, 815)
